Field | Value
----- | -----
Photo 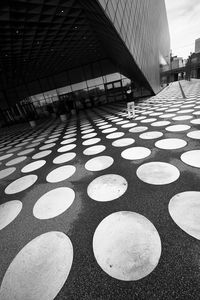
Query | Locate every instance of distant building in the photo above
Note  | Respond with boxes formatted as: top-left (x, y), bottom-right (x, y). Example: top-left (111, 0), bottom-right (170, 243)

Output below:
top-left (171, 57), bottom-right (185, 69)
top-left (195, 38), bottom-right (200, 53)
top-left (185, 52), bottom-right (200, 79)
top-left (161, 55), bottom-right (186, 72)
top-left (160, 54), bottom-right (187, 83)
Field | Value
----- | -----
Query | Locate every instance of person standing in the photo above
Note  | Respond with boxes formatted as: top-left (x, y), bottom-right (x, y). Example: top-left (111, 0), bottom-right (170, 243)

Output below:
top-left (126, 87), bottom-right (135, 118)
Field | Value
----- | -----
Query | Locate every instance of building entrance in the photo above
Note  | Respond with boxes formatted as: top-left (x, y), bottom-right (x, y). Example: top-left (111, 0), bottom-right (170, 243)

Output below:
top-left (104, 80), bottom-right (124, 103)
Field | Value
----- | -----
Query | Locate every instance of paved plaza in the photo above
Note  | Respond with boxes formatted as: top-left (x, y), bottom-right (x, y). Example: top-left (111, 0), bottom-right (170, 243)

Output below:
top-left (0, 80), bottom-right (200, 299)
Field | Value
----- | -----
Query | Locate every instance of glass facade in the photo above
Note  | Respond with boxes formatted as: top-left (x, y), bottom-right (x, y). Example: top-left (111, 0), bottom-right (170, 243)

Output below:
top-left (98, 0), bottom-right (170, 94)
top-left (0, 0), bottom-right (169, 126)
top-left (27, 71), bottom-right (130, 110)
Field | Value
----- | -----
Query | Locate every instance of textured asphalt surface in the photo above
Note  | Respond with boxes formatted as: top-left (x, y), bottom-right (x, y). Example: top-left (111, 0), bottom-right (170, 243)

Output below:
top-left (0, 80), bottom-right (200, 300)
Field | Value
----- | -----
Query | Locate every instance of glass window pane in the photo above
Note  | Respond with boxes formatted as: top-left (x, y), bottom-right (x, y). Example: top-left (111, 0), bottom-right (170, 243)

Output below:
top-left (106, 73), bottom-right (121, 82)
top-left (57, 85), bottom-right (72, 94)
top-left (71, 81), bottom-right (87, 91)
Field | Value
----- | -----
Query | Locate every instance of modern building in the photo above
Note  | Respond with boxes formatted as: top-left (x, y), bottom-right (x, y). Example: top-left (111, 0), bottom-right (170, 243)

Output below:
top-left (161, 54), bottom-right (188, 83)
top-left (171, 57), bottom-right (185, 69)
top-left (195, 38), bottom-right (200, 53)
top-left (186, 52), bottom-right (200, 79)
top-left (3, 3), bottom-right (200, 299)
top-left (0, 0), bottom-right (170, 125)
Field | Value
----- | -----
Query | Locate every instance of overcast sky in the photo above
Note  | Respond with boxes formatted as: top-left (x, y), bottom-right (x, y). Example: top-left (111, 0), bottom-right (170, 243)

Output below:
top-left (165, 0), bottom-right (200, 59)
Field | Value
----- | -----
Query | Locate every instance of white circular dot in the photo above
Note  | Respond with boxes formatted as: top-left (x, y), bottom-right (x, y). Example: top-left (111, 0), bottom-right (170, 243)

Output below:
top-left (34, 138), bottom-right (45, 143)
top-left (169, 191), bottom-right (200, 240)
top-left (172, 115), bottom-right (193, 121)
top-left (149, 112), bottom-right (163, 116)
top-left (177, 109), bottom-right (194, 114)
top-left (96, 122), bottom-right (108, 126)
top-left (102, 128), bottom-right (117, 134)
top-left (190, 118), bottom-right (200, 125)
top-left (181, 150), bottom-right (200, 168)
top-left (166, 124), bottom-right (191, 132)
top-left (0, 146), bottom-right (12, 152)
top-left (156, 108), bottom-right (167, 111)
top-left (93, 211), bottom-right (161, 281)
top-left (82, 132), bottom-right (97, 139)
top-left (85, 156), bottom-right (113, 171)
top-left (46, 165), bottom-right (76, 183)
top-left (0, 200), bottom-right (22, 230)
top-left (136, 162), bottom-right (180, 185)
top-left (32, 150), bottom-right (52, 159)
top-left (165, 108), bottom-right (179, 112)
top-left (112, 118), bottom-right (123, 123)
top-left (151, 121), bottom-right (170, 127)
top-left (50, 134), bottom-right (60, 138)
top-left (129, 126), bottom-right (148, 133)
top-left (108, 117), bottom-right (118, 120)
top-left (135, 116), bottom-right (146, 121)
top-left (39, 143), bottom-right (56, 150)
top-left (155, 138), bottom-right (187, 149)
top-left (141, 118), bottom-right (157, 123)
top-left (181, 104), bottom-right (195, 108)
top-left (121, 123), bottom-right (137, 128)
top-left (81, 129), bottom-right (95, 134)
top-left (139, 131), bottom-right (163, 140)
top-left (33, 187), bottom-right (75, 219)
top-left (63, 133), bottom-right (76, 139)
top-left (116, 120), bottom-right (129, 125)
top-left (0, 167), bottom-right (16, 179)
top-left (21, 160), bottom-right (46, 173)
top-left (0, 231), bottom-right (73, 300)
top-left (27, 142), bottom-right (40, 148)
top-left (98, 125), bottom-right (112, 129)
top-left (60, 138), bottom-right (77, 145)
top-left (5, 174), bottom-right (38, 194)
top-left (0, 154), bottom-right (13, 161)
top-left (6, 156), bottom-right (27, 166)
top-left (44, 138), bottom-right (59, 144)
top-left (82, 138), bottom-right (101, 146)
top-left (17, 148), bottom-right (35, 156)
top-left (141, 111), bottom-right (152, 115)
top-left (53, 152), bottom-right (76, 164)
top-left (106, 132), bottom-right (124, 139)
top-left (83, 145), bottom-right (106, 156)
top-left (7, 147), bottom-right (22, 154)
top-left (121, 147), bottom-right (151, 160)
top-left (187, 130), bottom-right (200, 139)
top-left (87, 174), bottom-right (127, 201)
top-left (57, 144), bottom-right (76, 153)
top-left (159, 113), bottom-right (176, 118)
top-left (112, 138), bottom-right (135, 147)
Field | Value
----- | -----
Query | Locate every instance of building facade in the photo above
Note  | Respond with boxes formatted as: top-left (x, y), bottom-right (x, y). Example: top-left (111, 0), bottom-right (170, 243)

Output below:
top-left (0, 0), bottom-right (170, 124)
top-left (186, 52), bottom-right (200, 79)
top-left (195, 38), bottom-right (200, 54)
top-left (98, 0), bottom-right (170, 94)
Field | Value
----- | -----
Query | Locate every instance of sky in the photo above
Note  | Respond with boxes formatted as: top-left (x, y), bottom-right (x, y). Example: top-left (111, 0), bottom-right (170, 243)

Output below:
top-left (165, 0), bottom-right (200, 59)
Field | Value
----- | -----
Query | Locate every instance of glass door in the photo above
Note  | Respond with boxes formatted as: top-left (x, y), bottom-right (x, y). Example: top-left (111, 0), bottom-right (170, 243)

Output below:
top-left (104, 80), bottom-right (124, 103)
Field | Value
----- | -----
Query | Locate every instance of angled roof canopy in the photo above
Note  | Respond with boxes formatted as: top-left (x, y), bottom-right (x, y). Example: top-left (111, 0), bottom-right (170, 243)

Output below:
top-left (0, 0), bottom-right (152, 104)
